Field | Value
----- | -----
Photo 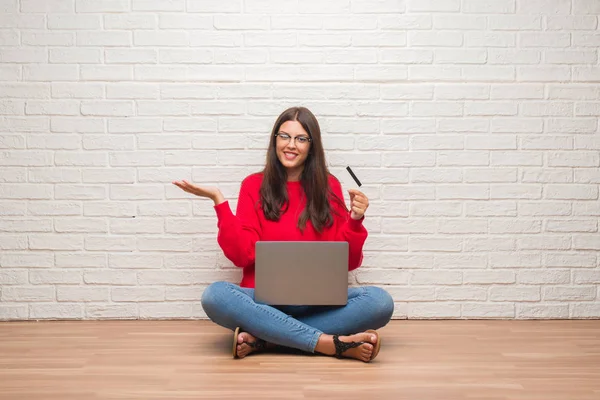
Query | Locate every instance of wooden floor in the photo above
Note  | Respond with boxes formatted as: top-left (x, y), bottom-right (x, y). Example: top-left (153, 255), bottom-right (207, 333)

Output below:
top-left (0, 320), bottom-right (599, 400)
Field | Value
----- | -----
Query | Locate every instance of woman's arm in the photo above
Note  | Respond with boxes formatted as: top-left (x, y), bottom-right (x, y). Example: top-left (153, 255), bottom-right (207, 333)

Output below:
top-left (173, 177), bottom-right (261, 268)
top-left (329, 177), bottom-right (368, 271)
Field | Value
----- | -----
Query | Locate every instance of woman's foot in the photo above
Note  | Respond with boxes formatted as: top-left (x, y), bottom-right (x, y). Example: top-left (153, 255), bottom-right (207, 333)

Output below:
top-left (235, 331), bottom-right (273, 359)
top-left (315, 331), bottom-right (379, 362)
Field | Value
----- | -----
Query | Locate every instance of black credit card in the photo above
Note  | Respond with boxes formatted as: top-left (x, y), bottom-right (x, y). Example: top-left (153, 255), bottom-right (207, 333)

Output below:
top-left (346, 166), bottom-right (362, 187)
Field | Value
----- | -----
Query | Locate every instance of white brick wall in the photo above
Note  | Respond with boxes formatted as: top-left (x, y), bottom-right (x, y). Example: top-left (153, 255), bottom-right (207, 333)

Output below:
top-left (1, 0), bottom-right (599, 321)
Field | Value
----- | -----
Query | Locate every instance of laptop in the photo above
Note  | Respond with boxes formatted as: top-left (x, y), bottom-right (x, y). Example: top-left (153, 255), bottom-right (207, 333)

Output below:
top-left (254, 241), bottom-right (349, 306)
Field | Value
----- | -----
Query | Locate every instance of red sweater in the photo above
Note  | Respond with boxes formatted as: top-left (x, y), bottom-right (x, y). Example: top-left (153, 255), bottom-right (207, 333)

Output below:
top-left (213, 173), bottom-right (368, 288)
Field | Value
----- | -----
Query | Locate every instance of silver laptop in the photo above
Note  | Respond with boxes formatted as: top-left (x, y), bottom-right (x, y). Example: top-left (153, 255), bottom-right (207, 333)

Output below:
top-left (255, 241), bottom-right (349, 306)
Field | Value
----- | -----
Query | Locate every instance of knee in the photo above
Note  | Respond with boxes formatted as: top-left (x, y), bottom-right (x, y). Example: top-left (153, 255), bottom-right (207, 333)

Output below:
top-left (365, 286), bottom-right (394, 324)
top-left (201, 281), bottom-right (230, 317)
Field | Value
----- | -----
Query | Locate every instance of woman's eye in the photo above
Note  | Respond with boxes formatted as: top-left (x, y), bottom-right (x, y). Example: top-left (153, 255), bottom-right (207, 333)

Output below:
top-left (297, 137), bottom-right (308, 143)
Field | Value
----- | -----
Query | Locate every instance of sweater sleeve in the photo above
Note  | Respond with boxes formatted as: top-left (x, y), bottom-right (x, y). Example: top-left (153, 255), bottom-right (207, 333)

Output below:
top-left (213, 177), bottom-right (261, 268)
top-left (329, 176), bottom-right (368, 271)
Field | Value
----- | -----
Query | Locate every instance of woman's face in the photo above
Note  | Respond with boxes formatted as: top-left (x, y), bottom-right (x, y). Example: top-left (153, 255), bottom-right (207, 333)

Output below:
top-left (275, 120), bottom-right (311, 181)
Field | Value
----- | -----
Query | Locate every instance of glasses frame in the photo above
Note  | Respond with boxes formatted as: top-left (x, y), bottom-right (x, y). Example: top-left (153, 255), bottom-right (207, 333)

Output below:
top-left (274, 132), bottom-right (312, 145)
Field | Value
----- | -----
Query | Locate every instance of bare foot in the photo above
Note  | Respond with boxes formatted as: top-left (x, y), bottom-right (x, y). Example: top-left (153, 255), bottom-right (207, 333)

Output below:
top-left (236, 332), bottom-right (272, 359)
top-left (315, 332), bottom-right (378, 362)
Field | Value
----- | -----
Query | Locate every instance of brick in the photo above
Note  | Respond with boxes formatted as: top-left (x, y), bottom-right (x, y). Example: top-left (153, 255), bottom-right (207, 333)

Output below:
top-left (30, 304), bottom-right (83, 319)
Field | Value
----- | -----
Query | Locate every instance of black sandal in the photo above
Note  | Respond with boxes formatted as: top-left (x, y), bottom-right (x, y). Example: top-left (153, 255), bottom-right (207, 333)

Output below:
top-left (332, 330), bottom-right (381, 362)
top-left (232, 327), bottom-right (268, 358)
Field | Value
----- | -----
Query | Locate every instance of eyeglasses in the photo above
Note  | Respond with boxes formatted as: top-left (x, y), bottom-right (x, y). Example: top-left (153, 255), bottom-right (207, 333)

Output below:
top-left (275, 133), bottom-right (312, 146)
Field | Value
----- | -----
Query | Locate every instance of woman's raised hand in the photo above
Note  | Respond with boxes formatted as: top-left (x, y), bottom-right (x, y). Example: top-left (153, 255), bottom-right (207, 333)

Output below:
top-left (172, 180), bottom-right (225, 205)
top-left (348, 189), bottom-right (369, 221)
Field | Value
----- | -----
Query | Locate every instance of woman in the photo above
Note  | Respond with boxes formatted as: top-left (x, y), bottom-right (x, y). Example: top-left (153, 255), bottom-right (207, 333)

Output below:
top-left (173, 107), bottom-right (394, 362)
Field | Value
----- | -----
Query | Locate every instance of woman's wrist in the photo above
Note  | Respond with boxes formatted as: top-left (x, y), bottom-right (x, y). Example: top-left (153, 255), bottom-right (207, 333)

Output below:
top-left (212, 192), bottom-right (226, 206)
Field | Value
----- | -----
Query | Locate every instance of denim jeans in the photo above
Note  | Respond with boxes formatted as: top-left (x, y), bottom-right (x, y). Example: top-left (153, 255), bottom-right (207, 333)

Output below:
top-left (201, 281), bottom-right (395, 353)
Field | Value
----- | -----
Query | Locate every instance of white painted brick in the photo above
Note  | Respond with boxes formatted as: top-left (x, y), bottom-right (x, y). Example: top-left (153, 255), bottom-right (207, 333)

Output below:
top-left (81, 66), bottom-right (133, 81)
top-left (521, 169), bottom-right (573, 185)
top-left (409, 32), bottom-right (462, 47)
top-left (491, 152), bottom-right (543, 166)
top-left (575, 169), bottom-right (600, 184)
top-left (518, 304), bottom-right (569, 319)
top-left (2, 286), bottom-right (54, 301)
top-left (548, 152), bottom-right (599, 167)
top-left (518, 269), bottom-right (570, 285)
top-left (518, 66), bottom-right (571, 82)
top-left (520, 33), bottom-right (571, 48)
top-left (77, 31), bottom-right (132, 47)
top-left (490, 220), bottom-right (541, 234)
top-left (436, 49), bottom-right (486, 64)
top-left (0, 201), bottom-right (26, 215)
top-left (22, 32), bottom-right (74, 46)
top-left (438, 185), bottom-right (489, 200)
top-left (521, 136), bottom-right (573, 151)
top-left (30, 270), bottom-right (82, 285)
top-left (573, 235), bottom-right (600, 250)
top-left (547, 118), bottom-right (597, 134)
top-left (29, 304), bottom-right (83, 319)
top-left (138, 202), bottom-right (191, 217)
top-left (356, 102), bottom-right (407, 117)
top-left (489, 16), bottom-right (541, 30)
top-left (519, 202), bottom-right (572, 217)
top-left (111, 287), bottom-right (164, 302)
top-left (439, 219), bottom-right (488, 234)
top-left (490, 286), bottom-right (540, 302)
top-left (574, 271), bottom-right (600, 284)
top-left (410, 135), bottom-right (463, 150)
top-left (410, 169), bottom-right (462, 184)
top-left (109, 219), bottom-right (163, 235)
top-left (26, 101), bottom-right (79, 116)
top-left (55, 184), bottom-right (106, 200)
top-left (137, 237), bottom-right (192, 252)
top-left (518, 236), bottom-right (572, 251)
top-left (0, 305), bottom-right (28, 320)
top-left (521, 102), bottom-right (573, 117)
top-left (546, 220), bottom-right (597, 233)
top-left (464, 270), bottom-right (515, 284)
top-left (0, 218), bottom-right (51, 232)
top-left (54, 218), bottom-right (108, 233)
top-left (517, 0), bottom-right (570, 14)
top-left (491, 185), bottom-right (542, 200)
top-left (546, 253), bottom-right (597, 268)
top-left (0, 235), bottom-right (28, 250)
top-left (463, 66), bottom-right (515, 82)
top-left (574, 67), bottom-right (600, 82)
top-left (0, 117), bottom-right (49, 133)
top-left (133, 0), bottom-right (183, 11)
top-left (409, 66), bottom-right (462, 81)
top-left (465, 102), bottom-right (517, 116)
top-left (466, 33), bottom-right (516, 48)
top-left (410, 237), bottom-right (462, 252)
top-left (86, 304), bottom-right (138, 319)
top-left (51, 118), bottom-right (104, 134)
top-left (28, 201), bottom-right (81, 217)
top-left (409, 303), bottom-right (461, 319)
top-left (0, 183), bottom-right (52, 199)
top-left (26, 134), bottom-right (80, 150)
top-left (465, 169), bottom-right (517, 184)
top-left (24, 65), bottom-right (78, 82)
top-left (467, 239), bottom-right (516, 255)
top-left (48, 14), bottom-right (102, 30)
top-left (81, 101), bottom-right (133, 117)
top-left (85, 236), bottom-right (136, 252)
top-left (0, 270), bottom-right (28, 285)
top-left (380, 49), bottom-right (433, 64)
top-left (438, 151), bottom-right (489, 166)
top-left (544, 286), bottom-right (596, 301)
top-left (57, 286), bottom-right (109, 302)
top-left (437, 287), bottom-right (487, 301)
top-left (109, 254), bottom-right (162, 269)
top-left (547, 16), bottom-right (598, 30)
top-left (0, 101), bottom-right (24, 116)
top-left (0, 167), bottom-right (26, 182)
top-left (573, 0), bottom-right (600, 14)
top-left (76, 0), bottom-right (130, 12)
top-left (407, 0), bottom-right (460, 12)
top-left (466, 202), bottom-right (517, 217)
top-left (109, 185), bottom-right (162, 201)
top-left (55, 253), bottom-right (106, 268)
top-left (105, 14), bottom-right (156, 30)
top-left (549, 85), bottom-right (600, 100)
top-left (573, 202), bottom-right (600, 216)
top-left (52, 83), bottom-right (103, 99)
top-left (0, 48), bottom-right (46, 63)
top-left (464, 0), bottom-right (515, 13)
top-left (1, 83), bottom-right (50, 99)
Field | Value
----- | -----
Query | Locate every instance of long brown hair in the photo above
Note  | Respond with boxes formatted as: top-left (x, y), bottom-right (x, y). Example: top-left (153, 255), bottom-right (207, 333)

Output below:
top-left (260, 107), bottom-right (346, 233)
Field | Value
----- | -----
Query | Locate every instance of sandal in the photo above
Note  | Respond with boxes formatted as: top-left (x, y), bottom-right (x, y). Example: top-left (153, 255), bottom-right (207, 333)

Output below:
top-left (332, 329), bottom-right (381, 362)
top-left (232, 326), bottom-right (268, 359)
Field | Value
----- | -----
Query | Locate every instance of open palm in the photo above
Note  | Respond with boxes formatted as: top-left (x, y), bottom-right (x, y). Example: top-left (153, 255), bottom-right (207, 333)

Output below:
top-left (172, 180), bottom-right (221, 201)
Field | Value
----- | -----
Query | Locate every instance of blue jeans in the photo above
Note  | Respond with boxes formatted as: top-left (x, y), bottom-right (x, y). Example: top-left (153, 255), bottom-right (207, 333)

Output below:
top-left (201, 281), bottom-right (394, 353)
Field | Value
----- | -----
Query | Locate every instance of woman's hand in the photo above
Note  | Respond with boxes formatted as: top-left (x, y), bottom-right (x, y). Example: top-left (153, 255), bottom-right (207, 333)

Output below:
top-left (348, 189), bottom-right (369, 220)
top-left (172, 180), bottom-right (225, 206)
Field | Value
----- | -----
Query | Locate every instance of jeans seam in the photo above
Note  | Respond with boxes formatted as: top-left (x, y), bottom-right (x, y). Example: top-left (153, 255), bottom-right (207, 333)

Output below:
top-left (225, 282), bottom-right (322, 352)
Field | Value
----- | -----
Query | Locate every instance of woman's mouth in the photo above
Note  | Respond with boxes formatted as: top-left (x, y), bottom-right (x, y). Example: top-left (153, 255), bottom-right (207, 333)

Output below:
top-left (284, 152), bottom-right (298, 161)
